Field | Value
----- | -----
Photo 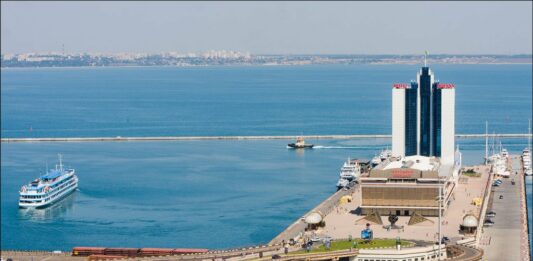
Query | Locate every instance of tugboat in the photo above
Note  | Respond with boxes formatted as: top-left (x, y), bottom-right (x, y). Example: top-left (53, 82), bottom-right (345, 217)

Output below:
top-left (287, 136), bottom-right (314, 149)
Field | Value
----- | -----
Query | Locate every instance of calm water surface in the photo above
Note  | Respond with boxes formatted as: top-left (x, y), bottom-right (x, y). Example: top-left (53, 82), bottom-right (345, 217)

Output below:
top-left (1, 65), bottom-right (531, 253)
top-left (1, 138), bottom-right (530, 250)
top-left (1, 64), bottom-right (531, 138)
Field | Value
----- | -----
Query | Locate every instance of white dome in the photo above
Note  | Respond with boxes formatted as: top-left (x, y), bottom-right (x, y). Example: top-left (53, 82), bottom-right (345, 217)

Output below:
top-left (304, 212), bottom-right (323, 224)
top-left (462, 215), bottom-right (478, 227)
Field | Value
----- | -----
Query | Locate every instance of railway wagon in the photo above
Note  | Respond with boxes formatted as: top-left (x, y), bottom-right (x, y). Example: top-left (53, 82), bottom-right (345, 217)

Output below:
top-left (72, 247), bottom-right (106, 256)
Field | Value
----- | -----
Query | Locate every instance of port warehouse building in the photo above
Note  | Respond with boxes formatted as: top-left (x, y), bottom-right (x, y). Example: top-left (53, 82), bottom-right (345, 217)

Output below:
top-left (359, 155), bottom-right (457, 217)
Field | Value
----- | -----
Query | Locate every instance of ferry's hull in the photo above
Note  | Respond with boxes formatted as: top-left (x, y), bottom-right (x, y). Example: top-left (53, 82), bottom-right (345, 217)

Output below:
top-left (287, 143), bottom-right (314, 149)
top-left (19, 181), bottom-right (78, 209)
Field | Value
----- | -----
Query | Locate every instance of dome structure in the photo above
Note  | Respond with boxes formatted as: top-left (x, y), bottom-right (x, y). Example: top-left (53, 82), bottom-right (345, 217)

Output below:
top-left (304, 212), bottom-right (323, 224)
top-left (462, 214), bottom-right (478, 227)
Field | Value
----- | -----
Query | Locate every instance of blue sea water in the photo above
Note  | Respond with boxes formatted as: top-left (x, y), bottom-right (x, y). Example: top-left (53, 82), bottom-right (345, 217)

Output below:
top-left (1, 138), bottom-right (529, 251)
top-left (1, 64), bottom-right (532, 138)
top-left (0, 65), bottom-right (532, 253)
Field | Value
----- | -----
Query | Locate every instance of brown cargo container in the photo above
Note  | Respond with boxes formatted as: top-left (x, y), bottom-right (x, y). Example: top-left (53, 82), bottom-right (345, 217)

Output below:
top-left (72, 247), bottom-right (106, 256)
top-left (103, 247), bottom-right (140, 257)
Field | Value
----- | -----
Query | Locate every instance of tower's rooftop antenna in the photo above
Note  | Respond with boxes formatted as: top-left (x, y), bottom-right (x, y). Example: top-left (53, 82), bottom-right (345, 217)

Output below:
top-left (424, 51), bottom-right (428, 67)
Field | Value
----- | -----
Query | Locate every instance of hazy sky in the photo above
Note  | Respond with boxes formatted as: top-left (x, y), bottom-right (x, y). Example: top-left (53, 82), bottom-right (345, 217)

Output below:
top-left (2, 1), bottom-right (532, 54)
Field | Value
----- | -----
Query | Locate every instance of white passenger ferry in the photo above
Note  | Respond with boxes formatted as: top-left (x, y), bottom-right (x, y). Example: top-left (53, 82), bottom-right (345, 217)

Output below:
top-left (339, 158), bottom-right (361, 181)
top-left (19, 154), bottom-right (78, 208)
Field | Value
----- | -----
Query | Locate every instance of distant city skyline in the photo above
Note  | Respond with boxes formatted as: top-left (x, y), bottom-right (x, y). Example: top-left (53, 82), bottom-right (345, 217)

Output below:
top-left (1, 1), bottom-right (532, 55)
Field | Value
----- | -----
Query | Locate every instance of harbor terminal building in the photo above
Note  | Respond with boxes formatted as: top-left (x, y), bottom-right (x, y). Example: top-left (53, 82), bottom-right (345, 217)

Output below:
top-left (360, 63), bottom-right (460, 217)
top-left (360, 154), bottom-right (459, 217)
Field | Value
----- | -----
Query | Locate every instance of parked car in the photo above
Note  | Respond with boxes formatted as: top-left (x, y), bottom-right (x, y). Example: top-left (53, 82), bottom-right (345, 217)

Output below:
top-left (486, 211), bottom-right (496, 217)
top-left (441, 236), bottom-right (450, 244)
top-left (310, 236), bottom-right (321, 242)
top-left (483, 222), bottom-right (494, 227)
top-left (499, 195), bottom-right (504, 199)
top-left (484, 219), bottom-right (495, 224)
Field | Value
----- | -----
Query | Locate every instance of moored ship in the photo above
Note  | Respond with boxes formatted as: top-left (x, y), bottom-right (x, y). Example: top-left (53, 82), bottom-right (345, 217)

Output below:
top-left (19, 154), bottom-right (78, 208)
top-left (339, 158), bottom-right (361, 181)
top-left (524, 120), bottom-right (532, 176)
top-left (287, 136), bottom-right (314, 149)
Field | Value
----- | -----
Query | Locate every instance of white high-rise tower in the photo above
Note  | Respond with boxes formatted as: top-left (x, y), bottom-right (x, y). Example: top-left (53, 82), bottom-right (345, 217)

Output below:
top-left (392, 61), bottom-right (455, 165)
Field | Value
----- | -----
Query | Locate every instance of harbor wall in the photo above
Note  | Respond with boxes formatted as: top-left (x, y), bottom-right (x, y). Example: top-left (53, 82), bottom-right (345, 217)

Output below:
top-left (520, 168), bottom-right (531, 261)
top-left (269, 186), bottom-right (356, 244)
top-left (2, 133), bottom-right (531, 143)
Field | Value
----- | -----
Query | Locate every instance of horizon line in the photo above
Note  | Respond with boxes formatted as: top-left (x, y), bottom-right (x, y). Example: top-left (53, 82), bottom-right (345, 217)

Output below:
top-left (2, 51), bottom-right (532, 56)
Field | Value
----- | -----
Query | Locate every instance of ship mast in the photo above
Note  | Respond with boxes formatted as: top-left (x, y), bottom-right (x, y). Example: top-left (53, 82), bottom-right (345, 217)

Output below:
top-left (527, 119), bottom-right (531, 161)
top-left (485, 121), bottom-right (488, 164)
top-left (58, 153), bottom-right (63, 171)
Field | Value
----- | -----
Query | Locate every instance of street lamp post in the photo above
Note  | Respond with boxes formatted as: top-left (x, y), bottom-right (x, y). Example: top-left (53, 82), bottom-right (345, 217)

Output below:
top-left (437, 179), bottom-right (443, 261)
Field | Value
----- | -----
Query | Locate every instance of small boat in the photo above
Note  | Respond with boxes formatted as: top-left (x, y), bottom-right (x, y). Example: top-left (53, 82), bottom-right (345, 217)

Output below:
top-left (287, 136), bottom-right (314, 149)
top-left (19, 154), bottom-right (78, 208)
top-left (524, 120), bottom-right (532, 175)
top-left (378, 149), bottom-right (392, 161)
top-left (501, 148), bottom-right (509, 158)
top-left (523, 147), bottom-right (531, 170)
top-left (371, 154), bottom-right (381, 166)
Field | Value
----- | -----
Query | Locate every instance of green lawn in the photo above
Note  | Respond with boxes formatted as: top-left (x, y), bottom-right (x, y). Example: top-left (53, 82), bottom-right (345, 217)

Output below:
top-left (462, 169), bottom-right (481, 177)
top-left (463, 172), bottom-right (481, 177)
top-left (290, 239), bottom-right (411, 254)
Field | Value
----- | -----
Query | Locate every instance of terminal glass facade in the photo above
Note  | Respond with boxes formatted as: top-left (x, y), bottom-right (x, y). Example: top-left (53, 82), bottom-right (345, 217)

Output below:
top-left (432, 84), bottom-right (442, 157)
top-left (405, 83), bottom-right (418, 156)
top-left (419, 67), bottom-right (432, 156)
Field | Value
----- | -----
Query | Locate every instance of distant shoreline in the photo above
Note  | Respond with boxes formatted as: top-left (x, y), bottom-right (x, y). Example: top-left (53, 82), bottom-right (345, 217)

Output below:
top-left (2, 133), bottom-right (531, 143)
top-left (1, 62), bottom-right (532, 70)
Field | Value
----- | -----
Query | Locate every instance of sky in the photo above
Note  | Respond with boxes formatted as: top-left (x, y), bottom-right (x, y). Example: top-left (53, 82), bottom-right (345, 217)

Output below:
top-left (1, 1), bottom-right (532, 55)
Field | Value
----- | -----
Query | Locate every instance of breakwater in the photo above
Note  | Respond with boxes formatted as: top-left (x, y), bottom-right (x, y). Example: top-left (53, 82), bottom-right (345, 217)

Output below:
top-left (1, 133), bottom-right (531, 143)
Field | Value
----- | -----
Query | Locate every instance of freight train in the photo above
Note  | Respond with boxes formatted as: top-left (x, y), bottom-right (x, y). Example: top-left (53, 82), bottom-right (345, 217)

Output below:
top-left (72, 246), bottom-right (209, 258)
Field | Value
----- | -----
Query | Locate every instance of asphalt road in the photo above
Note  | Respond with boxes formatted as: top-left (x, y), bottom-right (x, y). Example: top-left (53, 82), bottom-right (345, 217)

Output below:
top-left (481, 156), bottom-right (522, 260)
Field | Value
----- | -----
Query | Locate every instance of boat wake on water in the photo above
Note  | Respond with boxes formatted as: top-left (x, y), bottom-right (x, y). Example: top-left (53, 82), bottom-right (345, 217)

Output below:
top-left (313, 146), bottom-right (374, 149)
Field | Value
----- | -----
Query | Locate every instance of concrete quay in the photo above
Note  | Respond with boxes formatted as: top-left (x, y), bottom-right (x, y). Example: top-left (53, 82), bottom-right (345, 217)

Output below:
top-left (1, 133), bottom-right (531, 143)
top-left (479, 155), bottom-right (531, 261)
top-left (270, 186), bottom-right (357, 244)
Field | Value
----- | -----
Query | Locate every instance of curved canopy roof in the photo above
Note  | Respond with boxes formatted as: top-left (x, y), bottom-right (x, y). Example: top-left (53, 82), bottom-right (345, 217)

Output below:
top-left (462, 214), bottom-right (478, 227)
top-left (304, 212), bottom-right (323, 224)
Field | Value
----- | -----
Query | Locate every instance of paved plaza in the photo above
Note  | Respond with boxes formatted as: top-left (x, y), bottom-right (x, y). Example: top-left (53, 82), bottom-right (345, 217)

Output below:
top-left (314, 165), bottom-right (491, 244)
